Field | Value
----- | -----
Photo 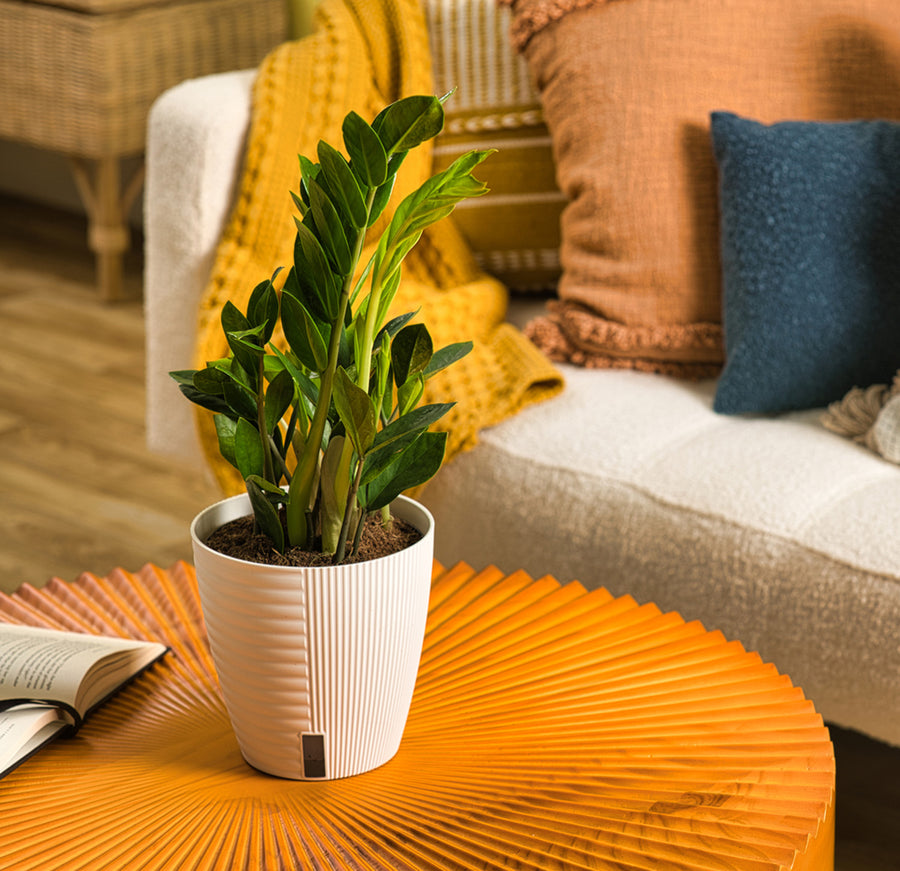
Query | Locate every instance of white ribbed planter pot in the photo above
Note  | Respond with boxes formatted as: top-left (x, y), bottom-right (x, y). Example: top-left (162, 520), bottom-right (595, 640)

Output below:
top-left (191, 493), bottom-right (433, 781)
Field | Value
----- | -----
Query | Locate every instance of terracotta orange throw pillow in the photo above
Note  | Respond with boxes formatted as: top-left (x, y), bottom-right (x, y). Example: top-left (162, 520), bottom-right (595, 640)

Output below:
top-left (501, 0), bottom-right (900, 376)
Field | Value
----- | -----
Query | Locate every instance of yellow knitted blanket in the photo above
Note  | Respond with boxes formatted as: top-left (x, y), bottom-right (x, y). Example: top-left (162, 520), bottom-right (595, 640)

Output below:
top-left (194, 0), bottom-right (563, 495)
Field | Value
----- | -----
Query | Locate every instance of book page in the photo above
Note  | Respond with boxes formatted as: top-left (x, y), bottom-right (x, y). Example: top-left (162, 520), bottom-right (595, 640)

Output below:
top-left (0, 625), bottom-right (165, 713)
top-left (0, 706), bottom-right (67, 774)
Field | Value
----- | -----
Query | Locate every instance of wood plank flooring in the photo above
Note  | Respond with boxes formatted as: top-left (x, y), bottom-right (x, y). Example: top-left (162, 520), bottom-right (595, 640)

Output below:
top-left (0, 193), bottom-right (898, 870)
top-left (0, 194), bottom-right (219, 591)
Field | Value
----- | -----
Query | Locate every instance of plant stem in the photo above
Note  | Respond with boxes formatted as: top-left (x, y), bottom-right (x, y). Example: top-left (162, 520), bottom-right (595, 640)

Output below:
top-left (350, 508), bottom-right (368, 558)
top-left (257, 353), bottom-right (274, 484)
top-left (286, 187), bottom-right (378, 550)
top-left (268, 434), bottom-right (291, 484)
top-left (333, 456), bottom-right (365, 564)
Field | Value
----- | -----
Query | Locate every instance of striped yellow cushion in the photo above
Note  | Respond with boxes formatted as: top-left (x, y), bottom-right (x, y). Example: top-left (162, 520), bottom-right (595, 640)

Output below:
top-left (425, 0), bottom-right (564, 293)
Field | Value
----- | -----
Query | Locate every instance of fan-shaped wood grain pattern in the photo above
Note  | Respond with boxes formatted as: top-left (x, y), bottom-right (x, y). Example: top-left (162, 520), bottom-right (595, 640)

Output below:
top-left (0, 562), bottom-right (834, 870)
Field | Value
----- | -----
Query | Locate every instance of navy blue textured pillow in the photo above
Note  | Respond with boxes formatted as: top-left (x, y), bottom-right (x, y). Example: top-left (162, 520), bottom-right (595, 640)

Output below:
top-left (711, 112), bottom-right (900, 415)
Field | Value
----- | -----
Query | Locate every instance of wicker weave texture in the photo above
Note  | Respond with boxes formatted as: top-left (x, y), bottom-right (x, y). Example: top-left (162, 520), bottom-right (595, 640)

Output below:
top-left (0, 0), bottom-right (287, 158)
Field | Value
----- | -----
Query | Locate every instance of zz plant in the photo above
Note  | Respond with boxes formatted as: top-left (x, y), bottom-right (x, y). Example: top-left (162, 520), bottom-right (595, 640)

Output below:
top-left (172, 94), bottom-right (490, 564)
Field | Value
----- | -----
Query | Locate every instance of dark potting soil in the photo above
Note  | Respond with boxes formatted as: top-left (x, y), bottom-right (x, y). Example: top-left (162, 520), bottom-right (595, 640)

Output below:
top-left (204, 512), bottom-right (422, 567)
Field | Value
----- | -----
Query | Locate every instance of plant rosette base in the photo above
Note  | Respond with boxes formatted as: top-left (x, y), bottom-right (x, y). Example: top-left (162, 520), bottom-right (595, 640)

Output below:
top-left (190, 493), bottom-right (434, 780)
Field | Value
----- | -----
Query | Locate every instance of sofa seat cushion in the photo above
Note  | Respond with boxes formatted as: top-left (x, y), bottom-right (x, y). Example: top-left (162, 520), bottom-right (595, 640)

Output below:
top-left (422, 365), bottom-right (900, 747)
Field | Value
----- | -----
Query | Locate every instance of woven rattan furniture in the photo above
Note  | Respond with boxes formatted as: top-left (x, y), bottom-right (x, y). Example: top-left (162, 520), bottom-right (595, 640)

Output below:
top-left (0, 560), bottom-right (834, 870)
top-left (0, 0), bottom-right (286, 300)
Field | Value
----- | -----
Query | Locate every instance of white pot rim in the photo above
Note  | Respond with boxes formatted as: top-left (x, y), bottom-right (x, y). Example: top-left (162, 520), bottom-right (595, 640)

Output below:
top-left (190, 492), bottom-right (434, 574)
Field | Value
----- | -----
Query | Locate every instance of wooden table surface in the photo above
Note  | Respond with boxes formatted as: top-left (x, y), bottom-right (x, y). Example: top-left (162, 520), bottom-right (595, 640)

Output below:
top-left (0, 561), bottom-right (834, 870)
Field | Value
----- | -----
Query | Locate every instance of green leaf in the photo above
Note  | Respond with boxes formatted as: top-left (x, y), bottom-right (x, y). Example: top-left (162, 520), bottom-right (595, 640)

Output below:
top-left (246, 474), bottom-right (287, 500)
top-left (342, 111), bottom-right (388, 187)
top-left (234, 418), bottom-right (265, 481)
top-left (248, 271), bottom-right (281, 344)
top-left (213, 414), bottom-right (238, 468)
top-left (424, 341), bottom-right (473, 378)
top-left (169, 370), bottom-right (233, 415)
top-left (225, 333), bottom-right (264, 393)
top-left (269, 345), bottom-right (320, 409)
top-left (372, 402), bottom-right (455, 450)
top-left (281, 291), bottom-right (329, 372)
top-left (290, 189), bottom-right (308, 219)
top-left (291, 224), bottom-right (339, 320)
top-left (397, 372), bottom-right (425, 417)
top-left (333, 367), bottom-right (376, 456)
top-left (362, 402), bottom-right (454, 485)
top-left (363, 430), bottom-right (448, 512)
top-left (318, 140), bottom-right (368, 229)
top-left (391, 323), bottom-right (433, 387)
top-left (306, 177), bottom-right (352, 275)
top-left (374, 309), bottom-right (418, 348)
top-left (374, 149), bottom-right (493, 283)
top-left (221, 299), bottom-right (250, 336)
top-left (246, 477), bottom-right (285, 552)
top-left (360, 430), bottom-right (420, 485)
top-left (372, 95), bottom-right (444, 155)
top-left (297, 154), bottom-right (321, 208)
top-left (221, 302), bottom-right (260, 389)
top-left (221, 379), bottom-right (258, 422)
top-left (191, 366), bottom-right (227, 397)
top-left (368, 158), bottom-right (401, 227)
top-left (373, 267), bottom-right (404, 336)
top-left (264, 368), bottom-right (295, 435)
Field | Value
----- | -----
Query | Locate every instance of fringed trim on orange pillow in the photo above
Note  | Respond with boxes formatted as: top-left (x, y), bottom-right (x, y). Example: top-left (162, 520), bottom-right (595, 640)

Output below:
top-left (498, 0), bottom-right (623, 51)
top-left (525, 300), bottom-right (724, 378)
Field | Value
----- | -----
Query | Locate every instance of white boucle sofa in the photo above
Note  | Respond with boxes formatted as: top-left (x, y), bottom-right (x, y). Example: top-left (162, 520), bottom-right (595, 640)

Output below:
top-left (144, 10), bottom-right (900, 748)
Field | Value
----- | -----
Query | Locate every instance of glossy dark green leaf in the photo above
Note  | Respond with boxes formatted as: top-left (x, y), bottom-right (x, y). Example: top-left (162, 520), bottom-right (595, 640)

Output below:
top-left (269, 345), bottom-right (320, 409)
top-left (397, 372), bottom-right (424, 417)
top-left (360, 428), bottom-right (421, 485)
top-left (248, 271), bottom-right (280, 344)
top-left (372, 95), bottom-right (444, 155)
top-left (333, 367), bottom-right (376, 456)
top-left (292, 224), bottom-right (339, 320)
top-left (374, 309), bottom-right (418, 348)
top-left (290, 189), bottom-right (308, 218)
top-left (246, 476), bottom-right (285, 552)
top-left (221, 379), bottom-right (258, 422)
top-left (234, 417), bottom-right (265, 481)
top-left (342, 111), bottom-right (388, 187)
top-left (281, 291), bottom-right (329, 373)
top-left (306, 177), bottom-right (352, 275)
top-left (368, 163), bottom-right (399, 227)
top-left (214, 413), bottom-right (238, 468)
top-left (221, 300), bottom-right (250, 336)
top-left (264, 368), bottom-right (295, 435)
top-left (318, 140), bottom-right (368, 229)
top-left (362, 430), bottom-right (447, 512)
top-left (224, 324), bottom-right (265, 392)
top-left (372, 402), bottom-right (454, 450)
top-left (297, 154), bottom-right (321, 207)
top-left (362, 402), bottom-right (454, 485)
top-left (391, 323), bottom-right (433, 387)
top-left (191, 366), bottom-right (227, 397)
top-left (424, 341), bottom-right (473, 378)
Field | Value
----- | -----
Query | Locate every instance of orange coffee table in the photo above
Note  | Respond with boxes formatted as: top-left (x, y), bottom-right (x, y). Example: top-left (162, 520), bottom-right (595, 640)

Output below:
top-left (0, 562), bottom-right (834, 870)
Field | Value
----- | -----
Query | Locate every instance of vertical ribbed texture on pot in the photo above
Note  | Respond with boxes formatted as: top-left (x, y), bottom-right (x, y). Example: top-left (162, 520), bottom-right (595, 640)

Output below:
top-left (191, 495), bottom-right (433, 780)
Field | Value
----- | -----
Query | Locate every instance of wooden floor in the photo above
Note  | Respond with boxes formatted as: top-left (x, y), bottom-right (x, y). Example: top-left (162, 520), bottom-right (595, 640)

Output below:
top-left (0, 194), bottom-right (220, 592)
top-left (1, 194), bottom-right (898, 870)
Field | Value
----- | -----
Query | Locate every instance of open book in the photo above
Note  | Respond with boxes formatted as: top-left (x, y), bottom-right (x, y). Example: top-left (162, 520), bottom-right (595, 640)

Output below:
top-left (0, 624), bottom-right (167, 778)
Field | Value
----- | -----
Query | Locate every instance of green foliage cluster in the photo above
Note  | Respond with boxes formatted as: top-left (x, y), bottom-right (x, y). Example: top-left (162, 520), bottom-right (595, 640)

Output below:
top-left (172, 94), bottom-right (491, 563)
